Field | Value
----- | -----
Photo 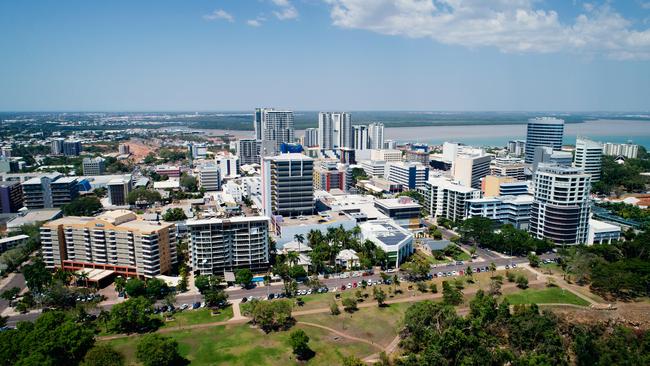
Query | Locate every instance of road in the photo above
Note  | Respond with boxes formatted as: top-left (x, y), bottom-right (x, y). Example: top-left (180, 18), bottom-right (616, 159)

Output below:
top-left (0, 272), bottom-right (26, 314)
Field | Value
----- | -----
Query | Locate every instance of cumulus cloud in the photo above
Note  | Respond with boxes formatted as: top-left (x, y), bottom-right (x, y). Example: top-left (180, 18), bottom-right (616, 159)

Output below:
top-left (247, 19), bottom-right (263, 27)
top-left (203, 9), bottom-right (235, 22)
top-left (272, 0), bottom-right (299, 20)
top-left (324, 0), bottom-right (650, 60)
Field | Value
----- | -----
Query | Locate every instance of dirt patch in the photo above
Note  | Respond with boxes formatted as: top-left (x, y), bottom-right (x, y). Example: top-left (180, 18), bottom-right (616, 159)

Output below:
top-left (550, 301), bottom-right (650, 330)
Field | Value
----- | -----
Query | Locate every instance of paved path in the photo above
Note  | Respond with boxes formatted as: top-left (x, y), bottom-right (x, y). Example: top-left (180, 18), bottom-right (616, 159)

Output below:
top-left (520, 264), bottom-right (601, 306)
top-left (297, 321), bottom-right (383, 351)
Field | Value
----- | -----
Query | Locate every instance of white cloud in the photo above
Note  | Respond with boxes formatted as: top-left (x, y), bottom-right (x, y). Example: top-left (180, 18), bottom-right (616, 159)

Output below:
top-left (324, 0), bottom-right (650, 60)
top-left (247, 19), bottom-right (263, 27)
top-left (271, 0), bottom-right (299, 20)
top-left (641, 2), bottom-right (650, 10)
top-left (203, 9), bottom-right (235, 22)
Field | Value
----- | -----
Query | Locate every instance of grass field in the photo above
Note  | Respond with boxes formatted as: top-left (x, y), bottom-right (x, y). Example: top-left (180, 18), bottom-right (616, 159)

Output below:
top-left (105, 322), bottom-right (377, 365)
top-left (504, 287), bottom-right (590, 307)
top-left (296, 301), bottom-right (411, 347)
top-left (158, 306), bottom-right (234, 328)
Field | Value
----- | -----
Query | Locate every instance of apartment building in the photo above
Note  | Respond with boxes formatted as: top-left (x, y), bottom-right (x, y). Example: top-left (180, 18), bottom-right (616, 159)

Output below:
top-left (82, 157), bottom-right (106, 175)
top-left (262, 153), bottom-right (314, 217)
top-left (490, 157), bottom-right (526, 180)
top-left (452, 153), bottom-right (492, 189)
top-left (419, 176), bottom-right (481, 222)
top-left (187, 216), bottom-right (269, 275)
top-left (467, 195), bottom-right (534, 230)
top-left (198, 165), bottom-right (221, 191)
top-left (0, 180), bottom-right (24, 213)
top-left (41, 210), bottom-right (177, 278)
top-left (574, 137), bottom-right (603, 182)
top-left (237, 138), bottom-right (261, 165)
top-left (385, 161), bottom-right (429, 190)
top-left (22, 174), bottom-right (78, 209)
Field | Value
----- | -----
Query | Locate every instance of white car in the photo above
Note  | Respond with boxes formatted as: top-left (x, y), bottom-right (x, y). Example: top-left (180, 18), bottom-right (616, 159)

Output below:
top-left (346, 283), bottom-right (352, 289)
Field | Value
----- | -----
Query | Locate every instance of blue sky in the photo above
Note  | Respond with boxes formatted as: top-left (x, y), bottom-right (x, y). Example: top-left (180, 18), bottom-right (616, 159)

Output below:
top-left (1, 0), bottom-right (649, 111)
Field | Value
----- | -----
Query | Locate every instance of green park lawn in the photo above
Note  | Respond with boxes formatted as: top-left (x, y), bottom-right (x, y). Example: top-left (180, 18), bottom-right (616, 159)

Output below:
top-left (159, 306), bottom-right (234, 328)
top-left (104, 322), bottom-right (377, 366)
top-left (504, 287), bottom-right (590, 307)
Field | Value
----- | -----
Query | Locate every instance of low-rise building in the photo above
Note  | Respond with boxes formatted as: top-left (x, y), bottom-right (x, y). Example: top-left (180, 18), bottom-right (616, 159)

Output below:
top-left (587, 219), bottom-right (621, 245)
top-left (107, 175), bottom-right (132, 206)
top-left (155, 165), bottom-right (181, 178)
top-left (0, 234), bottom-right (29, 254)
top-left (374, 197), bottom-right (421, 230)
top-left (467, 195), bottom-right (534, 230)
top-left (198, 165), bottom-right (221, 191)
top-left (359, 220), bottom-right (413, 268)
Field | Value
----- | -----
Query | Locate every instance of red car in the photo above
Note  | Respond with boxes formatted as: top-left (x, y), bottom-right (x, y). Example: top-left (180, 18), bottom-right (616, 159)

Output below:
top-left (340, 285), bottom-right (346, 291)
top-left (353, 282), bottom-right (357, 288)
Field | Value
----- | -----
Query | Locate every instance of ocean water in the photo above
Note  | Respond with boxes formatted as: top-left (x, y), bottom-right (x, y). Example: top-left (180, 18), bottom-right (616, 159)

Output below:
top-left (383, 119), bottom-right (650, 148)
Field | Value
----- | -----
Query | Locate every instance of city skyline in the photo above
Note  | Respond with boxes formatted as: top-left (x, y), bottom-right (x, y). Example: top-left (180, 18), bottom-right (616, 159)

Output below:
top-left (1, 0), bottom-right (650, 111)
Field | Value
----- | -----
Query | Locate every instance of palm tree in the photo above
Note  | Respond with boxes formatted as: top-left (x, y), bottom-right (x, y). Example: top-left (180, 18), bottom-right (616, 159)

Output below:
top-left (76, 271), bottom-right (89, 288)
top-left (351, 225), bottom-right (361, 240)
top-left (287, 251), bottom-right (299, 268)
top-left (114, 276), bottom-right (126, 294)
top-left (294, 233), bottom-right (305, 253)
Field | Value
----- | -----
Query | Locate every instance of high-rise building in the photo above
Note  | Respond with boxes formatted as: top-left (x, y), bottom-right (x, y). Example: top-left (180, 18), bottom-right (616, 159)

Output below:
top-left (529, 164), bottom-right (591, 245)
top-left (507, 140), bottom-right (526, 156)
top-left (51, 177), bottom-right (80, 207)
top-left (574, 137), bottom-right (603, 182)
top-left (490, 157), bottom-right (526, 180)
top-left (525, 117), bottom-right (565, 164)
top-left (368, 123), bottom-right (385, 150)
top-left (1, 147), bottom-right (12, 158)
top-left (419, 175), bottom-right (481, 222)
top-left (602, 142), bottom-right (638, 159)
top-left (107, 175), bottom-right (132, 206)
top-left (303, 128), bottom-right (319, 148)
top-left (214, 154), bottom-right (239, 178)
top-left (63, 140), bottom-right (82, 156)
top-left (386, 161), bottom-right (429, 190)
top-left (41, 210), bottom-right (177, 278)
top-left (254, 108), bottom-right (264, 140)
top-left (262, 153), bottom-right (314, 217)
top-left (353, 125), bottom-right (369, 150)
top-left (237, 138), bottom-right (261, 165)
top-left (318, 112), bottom-right (352, 150)
top-left (82, 157), bottom-right (106, 175)
top-left (118, 143), bottom-right (130, 155)
top-left (51, 138), bottom-right (65, 155)
top-left (187, 216), bottom-right (269, 275)
top-left (532, 146), bottom-right (573, 170)
top-left (258, 109), bottom-right (295, 155)
top-left (188, 143), bottom-right (208, 159)
top-left (384, 139), bottom-right (397, 149)
top-left (0, 181), bottom-right (24, 213)
top-left (198, 165), bottom-right (221, 191)
top-left (452, 154), bottom-right (492, 189)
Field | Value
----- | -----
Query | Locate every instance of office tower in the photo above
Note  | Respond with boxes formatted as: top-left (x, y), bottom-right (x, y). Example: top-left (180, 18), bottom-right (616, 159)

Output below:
top-left (214, 154), bottom-right (239, 178)
top-left (386, 162), bottom-right (429, 190)
top-left (0, 181), bottom-right (24, 213)
top-left (353, 125), bottom-right (369, 150)
top-left (318, 112), bottom-right (352, 150)
top-left (187, 216), bottom-right (269, 275)
top-left (259, 109), bottom-right (295, 155)
top-left (370, 149), bottom-right (402, 162)
top-left (82, 157), bottom-right (106, 175)
top-left (261, 153), bottom-right (314, 217)
top-left (41, 210), bottom-right (177, 278)
top-left (368, 123), bottom-right (385, 150)
top-left (22, 174), bottom-right (78, 209)
top-left (303, 128), bottom-right (319, 147)
top-left (467, 195), bottom-right (534, 230)
top-left (361, 160), bottom-right (386, 177)
top-left (525, 117), bottom-right (564, 164)
top-left (51, 177), bottom-right (79, 207)
top-left (63, 140), bottom-right (82, 156)
top-left (490, 157), bottom-right (526, 180)
top-left (419, 175), bottom-right (481, 222)
top-left (51, 138), bottom-right (65, 155)
top-left (452, 154), bottom-right (492, 189)
top-left (198, 165), bottom-right (221, 191)
top-left (313, 160), bottom-right (348, 192)
top-left (574, 137), bottom-right (603, 182)
top-left (507, 140), bottom-right (526, 156)
top-left (529, 164), bottom-right (591, 245)
top-left (188, 142), bottom-right (208, 159)
top-left (237, 138), bottom-right (261, 165)
top-left (533, 146), bottom-right (573, 170)
top-left (118, 143), bottom-right (130, 155)
top-left (602, 142), bottom-right (639, 159)
top-left (107, 175), bottom-right (132, 206)
top-left (384, 139), bottom-right (397, 149)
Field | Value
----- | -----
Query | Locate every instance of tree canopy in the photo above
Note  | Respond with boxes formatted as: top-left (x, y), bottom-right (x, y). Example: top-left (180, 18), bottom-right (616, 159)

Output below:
top-left (62, 196), bottom-right (103, 216)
